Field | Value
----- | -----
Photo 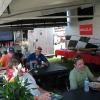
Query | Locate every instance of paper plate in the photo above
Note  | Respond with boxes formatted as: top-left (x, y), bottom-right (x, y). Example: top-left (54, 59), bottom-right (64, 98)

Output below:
top-left (89, 82), bottom-right (100, 91)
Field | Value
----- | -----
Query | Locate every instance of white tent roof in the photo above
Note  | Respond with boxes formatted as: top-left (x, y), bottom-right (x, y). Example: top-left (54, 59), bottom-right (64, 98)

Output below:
top-left (0, 0), bottom-right (12, 16)
top-left (0, 0), bottom-right (96, 30)
top-left (0, 0), bottom-right (94, 20)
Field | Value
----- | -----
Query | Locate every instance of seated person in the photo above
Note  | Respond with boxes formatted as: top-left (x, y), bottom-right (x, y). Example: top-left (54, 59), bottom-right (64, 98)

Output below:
top-left (7, 57), bottom-right (51, 100)
top-left (0, 52), bottom-right (2, 61)
top-left (19, 68), bottom-right (50, 100)
top-left (27, 46), bottom-right (49, 69)
top-left (69, 55), bottom-right (100, 90)
top-left (0, 47), bottom-right (15, 67)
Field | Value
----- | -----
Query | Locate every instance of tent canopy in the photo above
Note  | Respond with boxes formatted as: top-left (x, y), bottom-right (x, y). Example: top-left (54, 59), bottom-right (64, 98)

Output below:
top-left (0, 0), bottom-right (95, 30)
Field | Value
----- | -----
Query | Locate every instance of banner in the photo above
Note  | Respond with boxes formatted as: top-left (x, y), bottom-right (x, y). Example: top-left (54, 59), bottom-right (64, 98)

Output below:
top-left (80, 24), bottom-right (93, 35)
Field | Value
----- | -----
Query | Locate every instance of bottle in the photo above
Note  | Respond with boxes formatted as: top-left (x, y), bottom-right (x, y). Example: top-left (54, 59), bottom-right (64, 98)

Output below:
top-left (41, 61), bottom-right (43, 64)
top-left (34, 64), bottom-right (37, 69)
top-left (41, 61), bottom-right (44, 67)
top-left (29, 61), bottom-right (33, 70)
top-left (84, 77), bottom-right (89, 92)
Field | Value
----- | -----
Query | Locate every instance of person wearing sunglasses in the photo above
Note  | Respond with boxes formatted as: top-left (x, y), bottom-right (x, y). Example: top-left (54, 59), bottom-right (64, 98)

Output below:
top-left (27, 46), bottom-right (49, 69)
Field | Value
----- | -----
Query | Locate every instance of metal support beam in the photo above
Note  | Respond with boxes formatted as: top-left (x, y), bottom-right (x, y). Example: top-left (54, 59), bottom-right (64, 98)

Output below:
top-left (0, 0), bottom-right (12, 16)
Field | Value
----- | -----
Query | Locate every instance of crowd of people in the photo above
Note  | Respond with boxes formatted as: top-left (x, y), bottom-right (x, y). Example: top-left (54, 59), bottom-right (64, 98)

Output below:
top-left (0, 46), bottom-right (49, 69)
top-left (7, 57), bottom-right (51, 100)
top-left (0, 46), bottom-right (100, 100)
top-left (0, 46), bottom-right (50, 100)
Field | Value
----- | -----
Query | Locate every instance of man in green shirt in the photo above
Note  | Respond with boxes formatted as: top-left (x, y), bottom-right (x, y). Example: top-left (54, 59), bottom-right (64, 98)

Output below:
top-left (69, 55), bottom-right (100, 90)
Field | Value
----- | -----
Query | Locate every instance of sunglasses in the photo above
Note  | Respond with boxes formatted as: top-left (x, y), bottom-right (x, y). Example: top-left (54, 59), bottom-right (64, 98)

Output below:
top-left (73, 55), bottom-right (82, 63)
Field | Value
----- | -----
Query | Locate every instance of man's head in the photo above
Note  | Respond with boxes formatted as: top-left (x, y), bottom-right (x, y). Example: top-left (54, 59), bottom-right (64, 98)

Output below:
top-left (7, 47), bottom-right (15, 57)
top-left (7, 47), bottom-right (15, 53)
top-left (73, 55), bottom-right (85, 70)
top-left (35, 46), bottom-right (42, 55)
top-left (37, 46), bottom-right (42, 50)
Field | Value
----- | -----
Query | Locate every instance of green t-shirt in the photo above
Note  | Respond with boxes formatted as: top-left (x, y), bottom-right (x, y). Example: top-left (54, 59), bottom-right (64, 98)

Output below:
top-left (69, 66), bottom-right (94, 90)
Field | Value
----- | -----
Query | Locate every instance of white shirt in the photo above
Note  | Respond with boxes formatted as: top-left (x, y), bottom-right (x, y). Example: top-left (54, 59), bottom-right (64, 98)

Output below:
top-left (19, 73), bottom-right (41, 96)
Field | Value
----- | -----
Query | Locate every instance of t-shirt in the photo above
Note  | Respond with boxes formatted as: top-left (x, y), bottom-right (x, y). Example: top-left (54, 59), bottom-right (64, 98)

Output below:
top-left (27, 53), bottom-right (48, 66)
top-left (0, 54), bottom-right (11, 67)
top-left (19, 73), bottom-right (41, 96)
top-left (69, 66), bottom-right (94, 90)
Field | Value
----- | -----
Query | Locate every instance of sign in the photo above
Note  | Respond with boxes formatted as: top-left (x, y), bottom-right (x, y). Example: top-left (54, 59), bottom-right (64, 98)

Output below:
top-left (80, 24), bottom-right (93, 35)
top-left (0, 31), bottom-right (13, 41)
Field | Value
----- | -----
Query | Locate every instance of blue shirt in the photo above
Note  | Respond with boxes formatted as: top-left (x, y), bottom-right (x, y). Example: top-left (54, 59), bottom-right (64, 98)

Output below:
top-left (27, 53), bottom-right (48, 66)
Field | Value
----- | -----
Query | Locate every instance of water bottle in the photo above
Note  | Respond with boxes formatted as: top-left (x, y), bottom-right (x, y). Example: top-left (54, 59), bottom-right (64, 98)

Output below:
top-left (34, 64), bottom-right (37, 69)
top-left (84, 78), bottom-right (89, 92)
top-left (41, 61), bottom-right (44, 67)
top-left (30, 61), bottom-right (33, 70)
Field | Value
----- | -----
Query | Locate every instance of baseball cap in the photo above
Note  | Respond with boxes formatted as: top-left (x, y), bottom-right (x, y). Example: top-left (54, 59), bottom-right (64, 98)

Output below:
top-left (37, 46), bottom-right (42, 50)
top-left (7, 47), bottom-right (15, 53)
